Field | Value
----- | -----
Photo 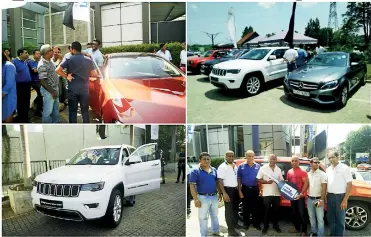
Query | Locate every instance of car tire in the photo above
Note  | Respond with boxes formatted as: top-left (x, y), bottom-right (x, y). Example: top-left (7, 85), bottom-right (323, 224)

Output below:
top-left (240, 73), bottom-right (263, 96)
top-left (336, 84), bottom-right (348, 108)
top-left (361, 71), bottom-right (366, 86)
top-left (345, 201), bottom-right (370, 230)
top-left (103, 189), bottom-right (123, 228)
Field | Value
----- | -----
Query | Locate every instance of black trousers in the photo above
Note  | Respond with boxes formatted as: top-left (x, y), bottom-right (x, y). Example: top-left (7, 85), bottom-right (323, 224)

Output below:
top-left (16, 82), bottom-right (31, 123)
top-left (59, 77), bottom-right (68, 104)
top-left (68, 89), bottom-right (90, 123)
top-left (31, 81), bottom-right (43, 113)
top-left (177, 165), bottom-right (185, 181)
top-left (263, 196), bottom-right (280, 228)
top-left (242, 185), bottom-right (260, 226)
top-left (224, 187), bottom-right (239, 230)
top-left (187, 182), bottom-right (192, 214)
top-left (161, 166), bottom-right (165, 183)
top-left (291, 198), bottom-right (307, 233)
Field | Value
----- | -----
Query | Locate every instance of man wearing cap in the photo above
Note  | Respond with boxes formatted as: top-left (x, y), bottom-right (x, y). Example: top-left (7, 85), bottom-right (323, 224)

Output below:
top-left (326, 151), bottom-right (352, 236)
top-left (307, 157), bottom-right (327, 237)
top-left (38, 44), bottom-right (60, 123)
top-left (217, 151), bottom-right (239, 236)
top-left (237, 150), bottom-right (261, 231)
top-left (189, 152), bottom-right (221, 237)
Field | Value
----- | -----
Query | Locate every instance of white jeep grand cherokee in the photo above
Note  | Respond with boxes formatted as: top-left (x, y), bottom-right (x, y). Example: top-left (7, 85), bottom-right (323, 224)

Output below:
top-left (209, 47), bottom-right (289, 96)
top-left (31, 143), bottom-right (160, 228)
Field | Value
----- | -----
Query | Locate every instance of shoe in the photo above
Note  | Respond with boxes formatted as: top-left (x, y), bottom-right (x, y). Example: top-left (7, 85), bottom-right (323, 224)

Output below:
top-left (262, 228), bottom-right (268, 235)
top-left (273, 226), bottom-right (282, 233)
top-left (228, 229), bottom-right (240, 236)
top-left (253, 225), bottom-right (261, 231)
top-left (175, 181), bottom-right (179, 183)
top-left (182, 181), bottom-right (184, 184)
top-left (310, 233), bottom-right (317, 237)
top-left (212, 232), bottom-right (221, 236)
top-left (288, 228), bottom-right (300, 233)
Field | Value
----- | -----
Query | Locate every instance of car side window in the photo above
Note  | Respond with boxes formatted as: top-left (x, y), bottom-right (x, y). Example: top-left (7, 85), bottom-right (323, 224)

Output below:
top-left (129, 147), bottom-right (136, 155)
top-left (122, 148), bottom-right (129, 158)
top-left (271, 49), bottom-right (285, 59)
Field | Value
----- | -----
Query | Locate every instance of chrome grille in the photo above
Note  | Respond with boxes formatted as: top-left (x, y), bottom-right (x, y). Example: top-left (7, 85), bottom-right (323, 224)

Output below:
top-left (37, 182), bottom-right (80, 197)
top-left (212, 68), bottom-right (227, 76)
top-left (289, 80), bottom-right (319, 90)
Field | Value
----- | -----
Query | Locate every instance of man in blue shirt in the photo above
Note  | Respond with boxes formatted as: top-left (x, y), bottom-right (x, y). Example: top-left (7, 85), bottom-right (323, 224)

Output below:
top-left (12, 48), bottom-right (32, 123)
top-left (237, 150), bottom-right (261, 230)
top-left (189, 152), bottom-right (221, 237)
top-left (56, 41), bottom-right (98, 123)
top-left (296, 44), bottom-right (308, 68)
top-left (28, 49), bottom-right (43, 117)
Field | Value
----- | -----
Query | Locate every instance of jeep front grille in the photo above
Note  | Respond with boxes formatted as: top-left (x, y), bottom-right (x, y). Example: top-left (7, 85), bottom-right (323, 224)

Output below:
top-left (212, 68), bottom-right (227, 76)
top-left (289, 80), bottom-right (319, 90)
top-left (37, 183), bottom-right (80, 197)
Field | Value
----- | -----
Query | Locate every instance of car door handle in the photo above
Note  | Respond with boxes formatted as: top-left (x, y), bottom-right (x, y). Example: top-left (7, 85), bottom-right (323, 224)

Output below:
top-left (152, 163), bottom-right (160, 166)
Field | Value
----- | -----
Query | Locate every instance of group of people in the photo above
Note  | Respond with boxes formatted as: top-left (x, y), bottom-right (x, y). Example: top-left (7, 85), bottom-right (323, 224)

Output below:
top-left (189, 150), bottom-right (352, 237)
top-left (2, 39), bottom-right (104, 123)
top-left (154, 42), bottom-right (187, 69)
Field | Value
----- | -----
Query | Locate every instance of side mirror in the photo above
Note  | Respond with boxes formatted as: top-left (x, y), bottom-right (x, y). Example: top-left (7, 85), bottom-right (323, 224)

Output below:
top-left (268, 55), bottom-right (277, 60)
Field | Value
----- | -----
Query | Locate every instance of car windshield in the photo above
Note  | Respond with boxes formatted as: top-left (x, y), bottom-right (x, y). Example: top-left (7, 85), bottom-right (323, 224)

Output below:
top-left (202, 50), bottom-right (213, 57)
top-left (359, 172), bottom-right (371, 181)
top-left (108, 56), bottom-right (181, 79)
top-left (308, 53), bottom-right (348, 67)
top-left (239, 48), bottom-right (270, 60)
top-left (223, 49), bottom-right (240, 58)
top-left (67, 148), bottom-right (121, 165)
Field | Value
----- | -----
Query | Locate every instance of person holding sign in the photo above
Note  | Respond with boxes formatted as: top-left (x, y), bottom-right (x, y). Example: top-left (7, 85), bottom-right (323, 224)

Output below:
top-left (217, 151), bottom-right (239, 236)
top-left (287, 156), bottom-right (309, 236)
top-left (237, 150), bottom-right (261, 231)
top-left (256, 154), bottom-right (283, 235)
top-left (307, 157), bottom-right (327, 237)
top-left (326, 151), bottom-right (352, 236)
top-left (189, 152), bottom-right (221, 237)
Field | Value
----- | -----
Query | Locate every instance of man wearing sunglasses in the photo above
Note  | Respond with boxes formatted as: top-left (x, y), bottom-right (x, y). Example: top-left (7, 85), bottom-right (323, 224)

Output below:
top-left (307, 157), bottom-right (327, 237)
top-left (326, 151), bottom-right (352, 236)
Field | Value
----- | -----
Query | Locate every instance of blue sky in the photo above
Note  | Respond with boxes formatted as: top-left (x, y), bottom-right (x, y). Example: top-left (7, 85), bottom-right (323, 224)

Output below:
top-left (187, 2), bottom-right (348, 45)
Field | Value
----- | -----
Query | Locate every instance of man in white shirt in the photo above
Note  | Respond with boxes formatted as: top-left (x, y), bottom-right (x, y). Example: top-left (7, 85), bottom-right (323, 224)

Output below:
top-left (307, 157), bottom-right (327, 237)
top-left (84, 39), bottom-right (104, 68)
top-left (156, 43), bottom-right (172, 62)
top-left (180, 42), bottom-right (186, 67)
top-left (217, 151), bottom-right (239, 236)
top-left (283, 44), bottom-right (298, 74)
top-left (315, 44), bottom-right (325, 54)
top-left (326, 151), bottom-right (352, 236)
top-left (256, 154), bottom-right (283, 235)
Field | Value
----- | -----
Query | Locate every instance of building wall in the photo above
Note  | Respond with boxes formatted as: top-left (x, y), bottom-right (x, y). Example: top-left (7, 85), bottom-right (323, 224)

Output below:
top-left (4, 125), bottom-right (145, 163)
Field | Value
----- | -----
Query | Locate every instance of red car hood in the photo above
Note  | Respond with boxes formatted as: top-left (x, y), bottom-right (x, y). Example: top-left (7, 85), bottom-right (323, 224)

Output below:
top-left (104, 77), bottom-right (186, 123)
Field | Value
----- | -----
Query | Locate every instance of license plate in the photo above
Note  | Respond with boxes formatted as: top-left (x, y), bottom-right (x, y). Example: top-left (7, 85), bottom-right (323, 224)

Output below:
top-left (210, 76), bottom-right (219, 82)
top-left (40, 199), bottom-right (63, 208)
top-left (293, 89), bottom-right (310, 97)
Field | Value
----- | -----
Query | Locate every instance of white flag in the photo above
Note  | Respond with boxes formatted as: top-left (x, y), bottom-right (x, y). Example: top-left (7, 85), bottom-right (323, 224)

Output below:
top-left (151, 125), bottom-right (159, 140)
top-left (187, 125), bottom-right (195, 143)
top-left (73, 2), bottom-right (90, 22)
top-left (227, 8), bottom-right (237, 49)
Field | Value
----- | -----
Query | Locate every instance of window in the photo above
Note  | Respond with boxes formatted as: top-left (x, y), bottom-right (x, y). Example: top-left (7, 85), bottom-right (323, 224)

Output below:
top-left (67, 148), bottom-right (121, 165)
top-left (271, 49), bottom-right (286, 59)
top-left (122, 148), bottom-right (129, 158)
top-left (23, 20), bottom-right (36, 29)
top-left (21, 9), bottom-right (38, 46)
top-left (131, 144), bottom-right (157, 162)
top-left (128, 147), bottom-right (136, 155)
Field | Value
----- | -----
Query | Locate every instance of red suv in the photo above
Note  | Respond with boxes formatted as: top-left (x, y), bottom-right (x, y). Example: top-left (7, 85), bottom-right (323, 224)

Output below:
top-left (235, 157), bottom-right (371, 230)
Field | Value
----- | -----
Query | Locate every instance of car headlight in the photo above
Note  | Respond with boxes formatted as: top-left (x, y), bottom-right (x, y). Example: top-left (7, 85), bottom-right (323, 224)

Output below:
top-left (81, 182), bottom-right (105, 192)
top-left (227, 69), bottom-right (241, 74)
top-left (321, 80), bottom-right (338, 90)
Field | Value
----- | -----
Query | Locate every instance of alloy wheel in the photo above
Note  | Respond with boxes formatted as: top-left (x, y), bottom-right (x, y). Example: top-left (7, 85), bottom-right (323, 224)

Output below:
top-left (341, 86), bottom-right (348, 105)
top-left (113, 195), bottom-right (122, 222)
top-left (246, 77), bottom-right (260, 94)
top-left (346, 206), bottom-right (368, 228)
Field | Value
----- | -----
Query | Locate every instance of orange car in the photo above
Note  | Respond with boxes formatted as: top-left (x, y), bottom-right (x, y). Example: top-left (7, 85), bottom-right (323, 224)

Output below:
top-left (357, 163), bottom-right (371, 171)
top-left (89, 53), bottom-right (186, 123)
top-left (235, 156), bottom-right (371, 230)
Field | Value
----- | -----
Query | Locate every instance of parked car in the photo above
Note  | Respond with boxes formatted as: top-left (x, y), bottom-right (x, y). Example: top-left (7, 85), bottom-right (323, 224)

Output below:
top-left (209, 47), bottom-right (288, 96)
top-left (187, 50), bottom-right (229, 74)
top-left (31, 143), bottom-right (160, 228)
top-left (351, 168), bottom-right (371, 184)
top-left (200, 49), bottom-right (250, 76)
top-left (357, 163), bottom-right (371, 171)
top-left (235, 157), bottom-right (371, 230)
top-left (283, 52), bottom-right (367, 108)
top-left (88, 53), bottom-right (186, 123)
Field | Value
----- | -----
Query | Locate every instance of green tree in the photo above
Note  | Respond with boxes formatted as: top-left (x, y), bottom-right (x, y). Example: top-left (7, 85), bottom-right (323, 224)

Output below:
top-left (341, 125), bottom-right (371, 165)
top-left (343, 2), bottom-right (371, 47)
top-left (304, 18), bottom-right (321, 41)
top-left (318, 28), bottom-right (334, 47)
top-left (241, 26), bottom-right (254, 38)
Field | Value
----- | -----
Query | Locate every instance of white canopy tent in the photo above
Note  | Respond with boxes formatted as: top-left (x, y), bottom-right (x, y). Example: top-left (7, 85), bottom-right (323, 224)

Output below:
top-left (258, 30), bottom-right (318, 45)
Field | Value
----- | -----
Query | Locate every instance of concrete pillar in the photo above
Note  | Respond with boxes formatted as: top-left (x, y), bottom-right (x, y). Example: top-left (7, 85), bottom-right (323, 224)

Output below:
top-left (141, 2), bottom-right (150, 44)
top-left (10, 8), bottom-right (22, 55)
top-left (90, 3), bottom-right (102, 45)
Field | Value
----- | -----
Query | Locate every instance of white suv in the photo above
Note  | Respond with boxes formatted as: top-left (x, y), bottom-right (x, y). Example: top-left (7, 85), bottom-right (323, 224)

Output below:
top-left (31, 143), bottom-right (160, 228)
top-left (209, 47), bottom-right (289, 96)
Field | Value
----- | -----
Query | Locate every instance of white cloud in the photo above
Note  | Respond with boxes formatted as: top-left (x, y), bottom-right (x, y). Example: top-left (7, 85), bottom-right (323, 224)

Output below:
top-left (258, 2), bottom-right (276, 9)
top-left (190, 4), bottom-right (198, 11)
top-left (300, 2), bottom-right (318, 8)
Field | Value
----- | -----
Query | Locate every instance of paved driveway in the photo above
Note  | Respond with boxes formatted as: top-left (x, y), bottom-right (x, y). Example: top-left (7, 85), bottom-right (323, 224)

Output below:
top-left (3, 172), bottom-right (185, 236)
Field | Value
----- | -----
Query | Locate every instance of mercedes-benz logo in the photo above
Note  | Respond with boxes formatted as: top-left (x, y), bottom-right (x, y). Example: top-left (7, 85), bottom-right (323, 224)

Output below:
top-left (299, 82), bottom-right (304, 89)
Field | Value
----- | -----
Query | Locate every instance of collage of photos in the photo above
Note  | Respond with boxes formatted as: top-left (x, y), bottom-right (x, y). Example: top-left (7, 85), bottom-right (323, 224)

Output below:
top-left (1, 1), bottom-right (371, 237)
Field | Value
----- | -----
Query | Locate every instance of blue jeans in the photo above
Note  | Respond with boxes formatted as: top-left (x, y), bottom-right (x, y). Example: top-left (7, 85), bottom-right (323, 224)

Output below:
top-left (40, 87), bottom-right (60, 123)
top-left (307, 198), bottom-right (325, 236)
top-left (198, 195), bottom-right (219, 237)
top-left (327, 193), bottom-right (346, 236)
